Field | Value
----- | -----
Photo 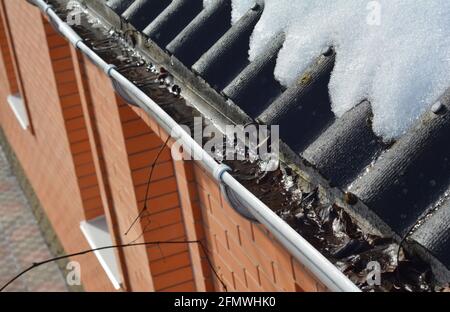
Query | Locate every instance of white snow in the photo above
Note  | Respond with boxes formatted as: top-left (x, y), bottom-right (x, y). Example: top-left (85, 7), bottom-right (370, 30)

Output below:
top-left (200, 1), bottom-right (450, 139)
top-left (230, 0), bottom-right (256, 24)
top-left (244, 0), bottom-right (450, 140)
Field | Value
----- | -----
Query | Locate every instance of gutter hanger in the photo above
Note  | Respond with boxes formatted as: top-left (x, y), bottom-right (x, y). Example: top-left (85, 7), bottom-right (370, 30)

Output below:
top-left (28, 0), bottom-right (360, 292)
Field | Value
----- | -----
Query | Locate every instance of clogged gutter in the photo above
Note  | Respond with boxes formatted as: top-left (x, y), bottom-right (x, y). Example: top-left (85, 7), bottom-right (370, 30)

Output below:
top-left (228, 159), bottom-right (435, 292)
top-left (49, 0), bottom-right (443, 292)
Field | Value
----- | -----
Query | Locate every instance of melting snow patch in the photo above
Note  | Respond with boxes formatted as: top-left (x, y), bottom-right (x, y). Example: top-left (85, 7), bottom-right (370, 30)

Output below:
top-left (230, 0), bottom-right (257, 24)
top-left (246, 0), bottom-right (450, 140)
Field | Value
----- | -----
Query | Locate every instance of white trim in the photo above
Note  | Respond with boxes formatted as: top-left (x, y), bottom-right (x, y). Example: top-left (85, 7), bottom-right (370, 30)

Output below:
top-left (80, 216), bottom-right (122, 290)
top-left (7, 94), bottom-right (29, 130)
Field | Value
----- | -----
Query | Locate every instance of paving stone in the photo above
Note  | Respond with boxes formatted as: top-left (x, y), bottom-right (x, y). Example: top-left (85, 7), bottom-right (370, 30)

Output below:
top-left (0, 146), bottom-right (68, 292)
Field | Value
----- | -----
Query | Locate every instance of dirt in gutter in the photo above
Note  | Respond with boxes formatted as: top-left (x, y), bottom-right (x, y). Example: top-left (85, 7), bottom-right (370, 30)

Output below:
top-left (227, 158), bottom-right (437, 292)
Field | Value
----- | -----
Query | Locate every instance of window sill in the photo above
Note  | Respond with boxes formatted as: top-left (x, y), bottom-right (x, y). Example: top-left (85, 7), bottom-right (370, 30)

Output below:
top-left (7, 94), bottom-right (29, 130)
top-left (80, 216), bottom-right (122, 290)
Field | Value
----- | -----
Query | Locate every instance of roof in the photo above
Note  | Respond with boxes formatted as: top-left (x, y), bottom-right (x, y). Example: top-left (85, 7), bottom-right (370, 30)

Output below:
top-left (103, 0), bottom-right (450, 281)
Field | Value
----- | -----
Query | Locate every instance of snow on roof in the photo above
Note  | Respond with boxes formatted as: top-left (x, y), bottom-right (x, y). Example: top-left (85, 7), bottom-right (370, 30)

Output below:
top-left (242, 0), bottom-right (450, 140)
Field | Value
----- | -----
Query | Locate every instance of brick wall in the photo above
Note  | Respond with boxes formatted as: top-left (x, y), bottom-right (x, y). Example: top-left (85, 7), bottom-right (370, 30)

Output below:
top-left (43, 18), bottom-right (104, 221)
top-left (190, 164), bottom-right (326, 292)
top-left (0, 2), bottom-right (17, 94)
top-left (0, 0), bottom-right (326, 292)
top-left (79, 59), bottom-right (154, 291)
top-left (0, 0), bottom-right (113, 291)
top-left (134, 106), bottom-right (326, 292)
top-left (120, 106), bottom-right (196, 292)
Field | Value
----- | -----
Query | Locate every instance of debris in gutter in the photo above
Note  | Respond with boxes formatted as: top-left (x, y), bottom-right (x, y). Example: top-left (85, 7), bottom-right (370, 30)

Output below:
top-left (227, 157), bottom-right (439, 292)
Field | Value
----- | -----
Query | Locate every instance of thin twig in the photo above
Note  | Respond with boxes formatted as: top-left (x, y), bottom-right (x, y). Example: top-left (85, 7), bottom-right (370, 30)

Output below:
top-left (0, 240), bottom-right (226, 292)
top-left (124, 136), bottom-right (171, 236)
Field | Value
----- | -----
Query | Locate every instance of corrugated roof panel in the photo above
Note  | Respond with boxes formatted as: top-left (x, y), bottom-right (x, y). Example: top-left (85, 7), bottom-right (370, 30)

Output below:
top-left (303, 101), bottom-right (385, 188)
top-left (192, 4), bottom-right (263, 91)
top-left (349, 89), bottom-right (450, 236)
top-left (166, 1), bottom-right (232, 67)
top-left (122, 0), bottom-right (171, 31)
top-left (106, 0), bottom-right (135, 15)
top-left (257, 53), bottom-right (336, 153)
top-left (142, 0), bottom-right (203, 47)
top-left (412, 196), bottom-right (450, 270)
top-left (223, 32), bottom-right (285, 118)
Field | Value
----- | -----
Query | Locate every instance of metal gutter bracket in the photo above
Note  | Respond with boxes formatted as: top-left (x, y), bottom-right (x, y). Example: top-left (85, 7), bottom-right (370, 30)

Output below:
top-left (214, 164), bottom-right (259, 222)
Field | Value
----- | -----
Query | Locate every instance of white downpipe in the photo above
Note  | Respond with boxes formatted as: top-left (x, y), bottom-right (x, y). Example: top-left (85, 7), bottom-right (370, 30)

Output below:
top-left (31, 0), bottom-right (361, 292)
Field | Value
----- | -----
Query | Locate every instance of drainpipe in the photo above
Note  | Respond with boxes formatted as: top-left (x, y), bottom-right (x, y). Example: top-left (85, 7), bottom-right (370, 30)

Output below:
top-left (29, 0), bottom-right (361, 292)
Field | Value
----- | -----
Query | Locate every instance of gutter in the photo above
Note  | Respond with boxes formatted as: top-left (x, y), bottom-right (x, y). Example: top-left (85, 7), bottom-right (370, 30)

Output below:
top-left (29, 0), bottom-right (360, 292)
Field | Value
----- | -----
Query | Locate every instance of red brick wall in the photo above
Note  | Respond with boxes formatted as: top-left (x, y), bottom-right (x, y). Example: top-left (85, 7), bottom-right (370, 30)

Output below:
top-left (79, 59), bottom-right (154, 291)
top-left (0, 0), bottom-right (326, 292)
top-left (80, 58), bottom-right (196, 291)
top-left (69, 47), bottom-right (131, 289)
top-left (172, 158), bottom-right (215, 292)
top-left (129, 107), bottom-right (202, 292)
top-left (43, 19), bottom-right (104, 221)
top-left (0, 2), bottom-right (17, 94)
top-left (0, 0), bottom-right (113, 291)
top-left (120, 108), bottom-right (196, 292)
top-left (190, 164), bottom-right (326, 292)
top-left (136, 108), bottom-right (326, 292)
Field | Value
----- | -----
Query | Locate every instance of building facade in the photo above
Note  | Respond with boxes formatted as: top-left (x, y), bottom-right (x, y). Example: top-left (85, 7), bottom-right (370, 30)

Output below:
top-left (0, 0), bottom-right (324, 292)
